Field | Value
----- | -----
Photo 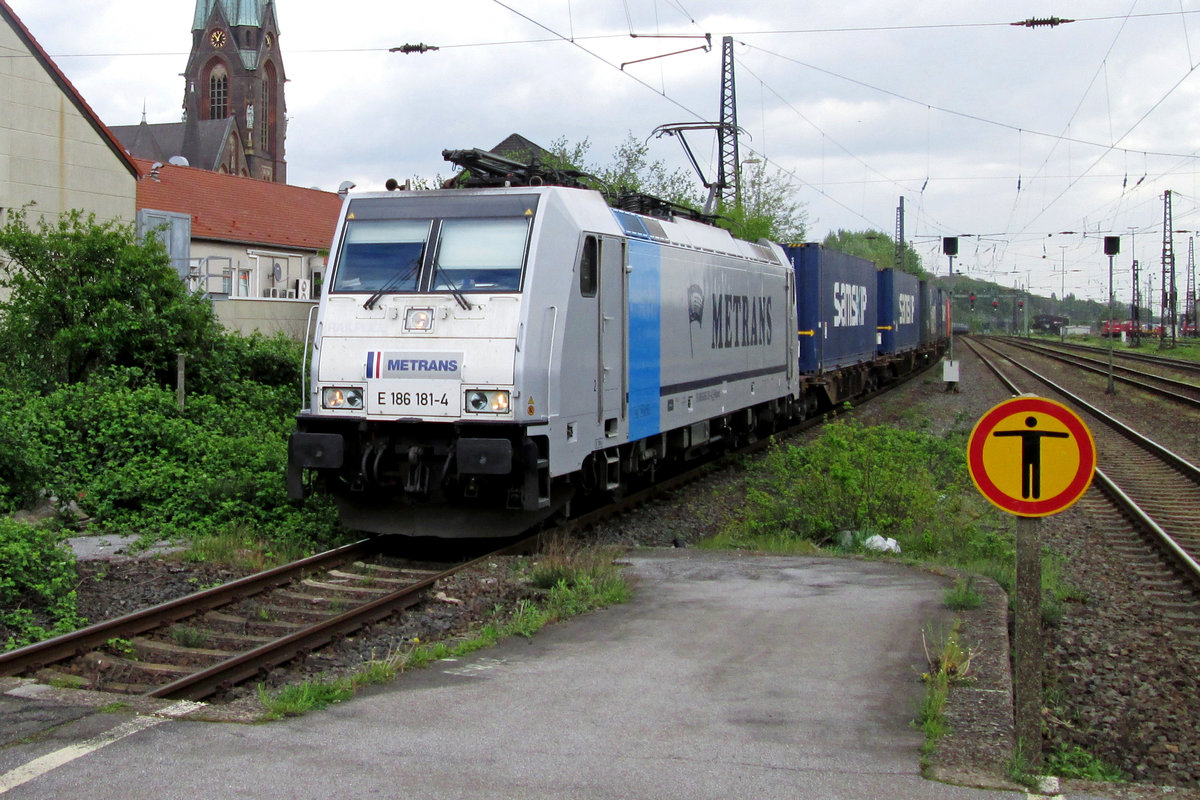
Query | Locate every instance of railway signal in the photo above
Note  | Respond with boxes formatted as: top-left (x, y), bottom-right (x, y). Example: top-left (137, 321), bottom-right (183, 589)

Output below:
top-left (992, 299), bottom-right (999, 309)
top-left (969, 293), bottom-right (976, 310)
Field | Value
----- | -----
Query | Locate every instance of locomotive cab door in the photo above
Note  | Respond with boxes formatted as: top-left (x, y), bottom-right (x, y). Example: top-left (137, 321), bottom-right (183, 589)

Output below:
top-left (786, 269), bottom-right (796, 380)
top-left (598, 236), bottom-right (627, 435)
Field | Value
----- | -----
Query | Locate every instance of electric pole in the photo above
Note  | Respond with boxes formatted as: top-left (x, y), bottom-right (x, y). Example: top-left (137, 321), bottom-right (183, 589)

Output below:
top-left (716, 36), bottom-right (739, 209)
top-left (1161, 190), bottom-right (1176, 349)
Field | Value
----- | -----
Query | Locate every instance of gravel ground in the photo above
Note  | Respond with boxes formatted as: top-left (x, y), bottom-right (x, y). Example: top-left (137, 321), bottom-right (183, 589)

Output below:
top-left (18, 339), bottom-right (1200, 796)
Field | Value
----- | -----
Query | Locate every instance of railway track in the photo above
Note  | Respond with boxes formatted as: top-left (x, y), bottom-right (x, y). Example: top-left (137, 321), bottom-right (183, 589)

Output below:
top-left (0, 538), bottom-right (530, 701)
top-left (967, 338), bottom-right (1200, 609)
top-left (980, 335), bottom-right (1200, 409)
top-left (1031, 337), bottom-right (1200, 377)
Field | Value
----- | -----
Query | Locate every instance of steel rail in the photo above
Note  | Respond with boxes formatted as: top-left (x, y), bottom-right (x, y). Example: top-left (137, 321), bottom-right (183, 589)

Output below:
top-left (152, 534), bottom-right (540, 700)
top-left (0, 539), bottom-right (380, 677)
top-left (990, 337), bottom-right (1200, 408)
top-left (1017, 336), bottom-right (1200, 376)
top-left (1092, 468), bottom-right (1200, 590)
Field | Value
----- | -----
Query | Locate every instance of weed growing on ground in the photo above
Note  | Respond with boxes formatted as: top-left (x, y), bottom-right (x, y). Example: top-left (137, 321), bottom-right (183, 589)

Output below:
top-left (258, 679), bottom-right (355, 717)
top-left (97, 701), bottom-right (131, 714)
top-left (1005, 739), bottom-right (1041, 789)
top-left (915, 620), bottom-right (975, 765)
top-left (105, 637), bottom-right (136, 657)
top-left (528, 536), bottom-right (623, 591)
top-left (170, 626), bottom-right (210, 649)
top-left (0, 519), bottom-right (82, 649)
top-left (179, 529), bottom-right (310, 572)
top-left (944, 576), bottom-right (983, 611)
top-left (1045, 745), bottom-right (1128, 782)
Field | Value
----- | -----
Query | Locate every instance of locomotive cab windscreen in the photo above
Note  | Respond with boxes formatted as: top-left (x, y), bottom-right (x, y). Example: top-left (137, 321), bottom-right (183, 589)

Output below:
top-left (330, 196), bottom-right (535, 300)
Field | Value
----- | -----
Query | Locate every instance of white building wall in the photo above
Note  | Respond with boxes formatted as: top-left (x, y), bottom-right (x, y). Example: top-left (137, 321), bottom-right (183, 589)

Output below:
top-left (0, 16), bottom-right (136, 224)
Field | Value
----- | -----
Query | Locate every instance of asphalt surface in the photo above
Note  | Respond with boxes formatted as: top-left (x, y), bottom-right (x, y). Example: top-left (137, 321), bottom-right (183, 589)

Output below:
top-left (0, 551), bottom-right (1132, 799)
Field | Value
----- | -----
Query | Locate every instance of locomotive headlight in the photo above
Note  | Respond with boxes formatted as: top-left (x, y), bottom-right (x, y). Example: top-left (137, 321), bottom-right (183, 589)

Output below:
top-left (405, 307), bottom-right (434, 331)
top-left (465, 390), bottom-right (510, 414)
top-left (322, 387), bottom-right (364, 410)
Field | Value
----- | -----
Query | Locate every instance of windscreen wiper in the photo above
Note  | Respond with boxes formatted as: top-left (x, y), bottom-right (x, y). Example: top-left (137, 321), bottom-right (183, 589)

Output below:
top-left (439, 272), bottom-right (473, 311)
top-left (363, 253), bottom-right (422, 310)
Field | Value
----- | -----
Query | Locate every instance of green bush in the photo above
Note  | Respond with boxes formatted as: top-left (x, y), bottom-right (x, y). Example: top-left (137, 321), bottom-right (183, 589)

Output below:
top-left (25, 368), bottom-right (335, 548)
top-left (0, 519), bottom-right (82, 648)
top-left (0, 393), bottom-right (46, 512)
top-left (0, 208), bottom-right (224, 392)
top-left (187, 330), bottom-right (305, 397)
top-left (733, 420), bottom-right (975, 555)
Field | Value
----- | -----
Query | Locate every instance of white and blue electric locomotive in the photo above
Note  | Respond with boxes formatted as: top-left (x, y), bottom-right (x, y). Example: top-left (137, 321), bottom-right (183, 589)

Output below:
top-left (288, 152), bottom-right (801, 536)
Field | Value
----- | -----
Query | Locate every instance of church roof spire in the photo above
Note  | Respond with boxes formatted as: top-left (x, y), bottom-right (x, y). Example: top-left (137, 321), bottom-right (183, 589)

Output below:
top-left (192, 0), bottom-right (269, 31)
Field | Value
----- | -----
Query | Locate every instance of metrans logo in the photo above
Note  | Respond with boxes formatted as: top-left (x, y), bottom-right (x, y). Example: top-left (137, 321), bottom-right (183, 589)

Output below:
top-left (366, 352), bottom-right (463, 379)
top-left (833, 283), bottom-right (869, 327)
top-left (711, 293), bottom-right (773, 349)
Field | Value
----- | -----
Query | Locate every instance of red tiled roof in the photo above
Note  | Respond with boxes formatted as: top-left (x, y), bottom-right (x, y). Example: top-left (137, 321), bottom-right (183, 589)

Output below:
top-left (0, 0), bottom-right (138, 178)
top-left (133, 158), bottom-right (343, 251)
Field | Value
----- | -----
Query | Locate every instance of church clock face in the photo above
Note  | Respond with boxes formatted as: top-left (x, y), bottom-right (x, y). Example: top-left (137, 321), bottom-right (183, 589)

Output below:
top-left (210, 29), bottom-right (226, 48)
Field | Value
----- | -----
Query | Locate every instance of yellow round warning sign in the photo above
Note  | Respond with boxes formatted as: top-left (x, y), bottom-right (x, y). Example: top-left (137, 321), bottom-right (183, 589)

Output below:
top-left (967, 396), bottom-right (1096, 517)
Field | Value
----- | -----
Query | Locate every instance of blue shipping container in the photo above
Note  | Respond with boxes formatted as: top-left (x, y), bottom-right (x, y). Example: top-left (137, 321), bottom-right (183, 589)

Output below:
top-left (785, 244), bottom-right (879, 373)
top-left (877, 268), bottom-right (922, 355)
top-left (919, 281), bottom-right (949, 345)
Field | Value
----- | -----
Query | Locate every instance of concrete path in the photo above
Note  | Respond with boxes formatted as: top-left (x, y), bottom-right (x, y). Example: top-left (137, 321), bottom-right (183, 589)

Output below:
top-left (0, 551), bottom-right (1124, 799)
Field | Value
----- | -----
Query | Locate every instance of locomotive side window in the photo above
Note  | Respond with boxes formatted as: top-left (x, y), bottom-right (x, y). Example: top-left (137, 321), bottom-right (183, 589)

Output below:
top-left (432, 218), bottom-right (529, 292)
top-left (331, 219), bottom-right (431, 293)
top-left (579, 235), bottom-right (597, 297)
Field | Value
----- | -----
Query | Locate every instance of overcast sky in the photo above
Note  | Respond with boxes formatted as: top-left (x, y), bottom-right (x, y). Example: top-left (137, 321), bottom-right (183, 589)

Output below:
top-left (10, 0), bottom-right (1200, 304)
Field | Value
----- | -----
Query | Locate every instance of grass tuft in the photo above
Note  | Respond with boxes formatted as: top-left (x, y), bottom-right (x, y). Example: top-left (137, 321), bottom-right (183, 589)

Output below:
top-left (944, 576), bottom-right (983, 611)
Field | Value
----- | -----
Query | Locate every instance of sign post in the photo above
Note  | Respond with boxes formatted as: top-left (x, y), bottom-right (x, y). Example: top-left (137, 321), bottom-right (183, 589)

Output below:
top-left (967, 396), bottom-right (1096, 768)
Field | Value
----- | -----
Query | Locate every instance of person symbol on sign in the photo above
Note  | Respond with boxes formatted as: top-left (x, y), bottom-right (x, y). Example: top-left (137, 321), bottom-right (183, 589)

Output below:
top-left (992, 416), bottom-right (1069, 499)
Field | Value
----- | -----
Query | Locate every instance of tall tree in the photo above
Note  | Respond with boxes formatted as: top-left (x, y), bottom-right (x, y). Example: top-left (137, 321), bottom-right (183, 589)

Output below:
top-left (823, 229), bottom-right (927, 276)
top-left (547, 134), bottom-right (807, 245)
top-left (719, 160), bottom-right (807, 244)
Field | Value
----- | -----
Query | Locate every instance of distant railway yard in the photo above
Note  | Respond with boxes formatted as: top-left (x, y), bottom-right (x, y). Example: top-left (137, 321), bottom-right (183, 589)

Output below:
top-left (2, 334), bottom-right (1199, 792)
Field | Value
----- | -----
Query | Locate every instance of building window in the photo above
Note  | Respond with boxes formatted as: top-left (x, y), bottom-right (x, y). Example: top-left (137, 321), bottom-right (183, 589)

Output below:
top-left (209, 68), bottom-right (228, 119)
top-left (262, 61), bottom-right (278, 154)
top-left (260, 79), bottom-right (269, 151)
top-left (237, 269), bottom-right (251, 297)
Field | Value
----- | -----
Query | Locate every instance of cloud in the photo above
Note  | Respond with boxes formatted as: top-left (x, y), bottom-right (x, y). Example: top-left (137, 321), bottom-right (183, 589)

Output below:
top-left (8, 0), bottom-right (1200, 300)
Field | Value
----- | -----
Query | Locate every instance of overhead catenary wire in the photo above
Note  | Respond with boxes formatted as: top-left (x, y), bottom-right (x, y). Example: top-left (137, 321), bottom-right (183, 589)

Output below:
top-left (24, 0), bottom-right (1199, 299)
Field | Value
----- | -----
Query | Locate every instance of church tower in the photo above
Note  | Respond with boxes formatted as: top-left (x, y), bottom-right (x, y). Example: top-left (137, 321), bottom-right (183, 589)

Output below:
top-left (183, 0), bottom-right (287, 182)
